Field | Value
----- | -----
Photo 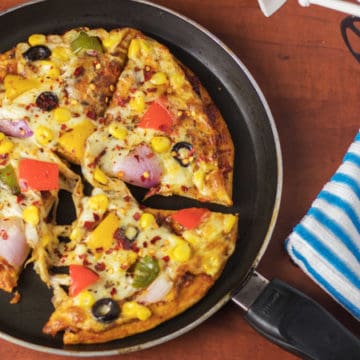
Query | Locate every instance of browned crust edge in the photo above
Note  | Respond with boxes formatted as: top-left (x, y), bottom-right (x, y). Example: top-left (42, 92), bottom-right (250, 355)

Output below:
top-left (0, 257), bottom-right (19, 293)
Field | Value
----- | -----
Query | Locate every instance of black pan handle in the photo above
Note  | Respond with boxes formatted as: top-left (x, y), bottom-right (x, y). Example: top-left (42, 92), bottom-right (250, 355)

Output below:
top-left (232, 275), bottom-right (360, 360)
top-left (341, 16), bottom-right (360, 63)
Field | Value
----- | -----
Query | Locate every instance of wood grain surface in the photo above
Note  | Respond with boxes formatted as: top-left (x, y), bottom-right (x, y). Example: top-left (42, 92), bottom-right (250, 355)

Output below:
top-left (0, 0), bottom-right (359, 359)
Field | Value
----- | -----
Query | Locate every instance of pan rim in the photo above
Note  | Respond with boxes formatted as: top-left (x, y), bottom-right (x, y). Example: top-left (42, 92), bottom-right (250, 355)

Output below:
top-left (0, 0), bottom-right (283, 356)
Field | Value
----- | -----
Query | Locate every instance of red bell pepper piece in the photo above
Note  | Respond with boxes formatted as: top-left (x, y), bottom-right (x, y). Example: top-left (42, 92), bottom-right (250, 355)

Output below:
top-left (171, 208), bottom-right (210, 229)
top-left (69, 264), bottom-right (99, 297)
top-left (138, 101), bottom-right (173, 134)
top-left (18, 158), bottom-right (59, 191)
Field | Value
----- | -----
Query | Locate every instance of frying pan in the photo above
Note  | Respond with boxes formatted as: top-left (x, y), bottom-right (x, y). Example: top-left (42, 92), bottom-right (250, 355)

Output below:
top-left (0, 0), bottom-right (359, 358)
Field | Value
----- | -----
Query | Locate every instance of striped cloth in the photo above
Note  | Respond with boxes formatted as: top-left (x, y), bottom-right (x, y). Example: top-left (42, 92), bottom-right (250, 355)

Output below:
top-left (286, 131), bottom-right (360, 320)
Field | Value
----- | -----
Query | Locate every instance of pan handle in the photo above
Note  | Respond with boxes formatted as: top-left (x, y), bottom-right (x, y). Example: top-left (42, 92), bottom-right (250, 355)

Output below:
top-left (232, 273), bottom-right (360, 360)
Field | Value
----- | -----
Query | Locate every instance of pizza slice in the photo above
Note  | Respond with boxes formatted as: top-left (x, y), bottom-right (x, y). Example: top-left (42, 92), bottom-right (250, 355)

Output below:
top-left (83, 32), bottom-right (234, 206)
top-left (0, 27), bottom-right (139, 165)
top-left (0, 135), bottom-right (81, 295)
top-left (40, 185), bottom-right (237, 344)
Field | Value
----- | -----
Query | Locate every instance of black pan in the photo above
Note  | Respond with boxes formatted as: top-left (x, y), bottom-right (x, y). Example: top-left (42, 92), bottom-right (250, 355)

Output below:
top-left (0, 1), bottom-right (359, 358)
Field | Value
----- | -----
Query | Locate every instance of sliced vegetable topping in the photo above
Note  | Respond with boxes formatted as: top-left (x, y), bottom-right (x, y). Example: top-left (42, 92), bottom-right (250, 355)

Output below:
top-left (91, 298), bottom-right (120, 323)
top-left (36, 91), bottom-right (59, 111)
top-left (113, 144), bottom-right (162, 188)
top-left (87, 212), bottom-right (119, 251)
top-left (171, 208), bottom-right (209, 229)
top-left (0, 119), bottom-right (33, 138)
top-left (23, 45), bottom-right (51, 61)
top-left (0, 164), bottom-right (20, 195)
top-left (71, 31), bottom-right (104, 54)
top-left (171, 142), bottom-right (194, 167)
top-left (57, 120), bottom-right (96, 164)
top-left (138, 101), bottom-right (173, 134)
top-left (4, 75), bottom-right (40, 100)
top-left (18, 158), bottom-right (59, 191)
top-left (0, 217), bottom-right (29, 268)
top-left (69, 264), bottom-right (99, 297)
top-left (132, 255), bottom-right (160, 288)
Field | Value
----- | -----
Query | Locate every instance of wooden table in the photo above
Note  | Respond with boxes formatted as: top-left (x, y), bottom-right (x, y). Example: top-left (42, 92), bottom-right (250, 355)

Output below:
top-left (0, 0), bottom-right (359, 359)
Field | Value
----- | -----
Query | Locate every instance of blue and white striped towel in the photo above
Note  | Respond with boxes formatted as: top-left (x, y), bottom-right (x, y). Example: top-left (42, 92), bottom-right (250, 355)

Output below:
top-left (286, 131), bottom-right (360, 320)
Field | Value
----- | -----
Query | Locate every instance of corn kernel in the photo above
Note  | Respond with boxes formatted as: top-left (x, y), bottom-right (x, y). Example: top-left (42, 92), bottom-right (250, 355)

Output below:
top-left (23, 205), bottom-right (40, 226)
top-left (37, 60), bottom-right (60, 79)
top-left (170, 73), bottom-right (185, 88)
top-left (170, 240), bottom-right (191, 262)
top-left (52, 46), bottom-right (71, 62)
top-left (129, 91), bottom-right (145, 113)
top-left (0, 139), bottom-right (13, 155)
top-left (28, 34), bottom-right (46, 46)
top-left (88, 193), bottom-right (109, 213)
top-left (139, 213), bottom-right (156, 229)
top-left (108, 123), bottom-right (127, 140)
top-left (150, 72), bottom-right (168, 85)
top-left (53, 107), bottom-right (72, 123)
top-left (73, 290), bottom-right (96, 307)
top-left (94, 167), bottom-right (108, 185)
top-left (223, 214), bottom-right (237, 234)
top-left (151, 136), bottom-right (171, 153)
top-left (122, 301), bottom-right (151, 321)
top-left (35, 125), bottom-right (53, 145)
top-left (0, 133), bottom-right (14, 155)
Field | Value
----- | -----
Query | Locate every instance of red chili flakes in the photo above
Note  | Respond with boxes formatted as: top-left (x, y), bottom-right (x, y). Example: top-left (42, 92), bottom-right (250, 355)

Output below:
top-left (74, 66), bottom-right (85, 77)
top-left (124, 195), bottom-right (131, 202)
top-left (60, 124), bottom-right (67, 131)
top-left (95, 262), bottom-right (106, 272)
top-left (95, 247), bottom-right (103, 253)
top-left (116, 96), bottom-right (130, 107)
top-left (181, 185), bottom-right (189, 192)
top-left (105, 248), bottom-right (114, 255)
top-left (133, 212), bottom-right (141, 221)
top-left (143, 241), bottom-right (148, 248)
top-left (162, 256), bottom-right (170, 262)
top-left (144, 68), bottom-right (155, 81)
top-left (131, 244), bottom-right (140, 253)
top-left (150, 236), bottom-right (161, 245)
top-left (0, 229), bottom-right (8, 240)
top-left (110, 287), bottom-right (117, 296)
top-left (16, 193), bottom-right (25, 204)
top-left (84, 221), bottom-right (96, 230)
top-left (86, 110), bottom-right (97, 120)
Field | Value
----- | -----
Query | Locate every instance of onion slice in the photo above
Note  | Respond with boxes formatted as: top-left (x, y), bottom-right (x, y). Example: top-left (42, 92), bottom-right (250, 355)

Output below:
top-left (0, 119), bottom-right (33, 138)
top-left (136, 273), bottom-right (173, 304)
top-left (0, 218), bottom-right (29, 268)
top-left (113, 144), bottom-right (162, 188)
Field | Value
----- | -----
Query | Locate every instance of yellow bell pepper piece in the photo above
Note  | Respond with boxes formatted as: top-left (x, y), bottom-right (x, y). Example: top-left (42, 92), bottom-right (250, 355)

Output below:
top-left (4, 75), bottom-right (40, 101)
top-left (58, 120), bottom-right (95, 164)
top-left (87, 212), bottom-right (119, 250)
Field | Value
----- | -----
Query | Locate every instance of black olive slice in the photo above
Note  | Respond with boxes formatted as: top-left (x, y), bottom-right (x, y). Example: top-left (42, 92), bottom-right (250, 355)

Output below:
top-left (124, 225), bottom-right (139, 242)
top-left (36, 91), bottom-right (59, 111)
top-left (23, 45), bottom-right (51, 61)
top-left (91, 298), bottom-right (120, 323)
top-left (171, 141), bottom-right (194, 167)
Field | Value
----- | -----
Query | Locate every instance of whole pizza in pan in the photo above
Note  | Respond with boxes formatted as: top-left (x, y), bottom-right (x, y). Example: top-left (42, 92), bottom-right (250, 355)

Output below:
top-left (0, 27), bottom-right (238, 344)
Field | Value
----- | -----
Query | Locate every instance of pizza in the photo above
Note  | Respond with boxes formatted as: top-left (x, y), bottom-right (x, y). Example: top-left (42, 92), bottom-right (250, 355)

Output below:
top-left (0, 27), bottom-right (237, 344)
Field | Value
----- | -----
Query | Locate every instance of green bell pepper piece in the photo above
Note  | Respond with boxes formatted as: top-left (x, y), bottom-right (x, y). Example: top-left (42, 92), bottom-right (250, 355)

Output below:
top-left (71, 31), bottom-right (104, 54)
top-left (132, 255), bottom-right (160, 288)
top-left (0, 164), bottom-right (20, 195)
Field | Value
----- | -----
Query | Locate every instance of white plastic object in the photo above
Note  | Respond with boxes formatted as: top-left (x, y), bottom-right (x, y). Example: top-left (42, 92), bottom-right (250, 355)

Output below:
top-left (299, 0), bottom-right (360, 17)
